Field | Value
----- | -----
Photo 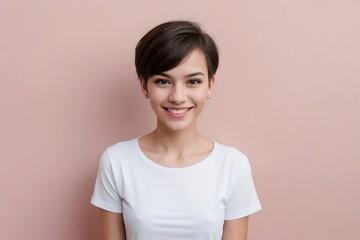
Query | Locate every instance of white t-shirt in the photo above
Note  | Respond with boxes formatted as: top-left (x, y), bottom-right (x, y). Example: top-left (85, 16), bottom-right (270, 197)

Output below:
top-left (91, 138), bottom-right (261, 240)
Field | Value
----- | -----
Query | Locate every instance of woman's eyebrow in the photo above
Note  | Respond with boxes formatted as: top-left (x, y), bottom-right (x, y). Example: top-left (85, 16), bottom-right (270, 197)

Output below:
top-left (157, 73), bottom-right (172, 78)
top-left (185, 72), bottom-right (204, 77)
top-left (157, 72), bottom-right (204, 78)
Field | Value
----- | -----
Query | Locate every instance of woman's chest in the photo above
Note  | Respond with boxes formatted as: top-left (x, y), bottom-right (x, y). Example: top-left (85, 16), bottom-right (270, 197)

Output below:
top-left (121, 169), bottom-right (228, 239)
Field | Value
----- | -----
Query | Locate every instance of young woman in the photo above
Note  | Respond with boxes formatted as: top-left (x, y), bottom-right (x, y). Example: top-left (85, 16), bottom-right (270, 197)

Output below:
top-left (91, 20), bottom-right (261, 240)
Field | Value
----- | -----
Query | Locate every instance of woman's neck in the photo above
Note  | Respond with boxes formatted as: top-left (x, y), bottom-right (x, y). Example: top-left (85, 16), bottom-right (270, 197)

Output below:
top-left (150, 127), bottom-right (201, 154)
top-left (139, 123), bottom-right (213, 167)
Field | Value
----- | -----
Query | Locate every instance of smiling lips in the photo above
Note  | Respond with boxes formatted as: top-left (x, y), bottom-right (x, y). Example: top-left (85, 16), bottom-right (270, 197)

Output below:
top-left (163, 107), bottom-right (193, 119)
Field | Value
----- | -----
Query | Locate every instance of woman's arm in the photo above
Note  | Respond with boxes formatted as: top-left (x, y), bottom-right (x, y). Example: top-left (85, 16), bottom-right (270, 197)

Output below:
top-left (100, 209), bottom-right (126, 240)
top-left (222, 216), bottom-right (249, 240)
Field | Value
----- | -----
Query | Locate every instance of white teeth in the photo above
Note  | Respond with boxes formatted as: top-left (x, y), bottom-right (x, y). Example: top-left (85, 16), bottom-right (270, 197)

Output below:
top-left (167, 108), bottom-right (188, 114)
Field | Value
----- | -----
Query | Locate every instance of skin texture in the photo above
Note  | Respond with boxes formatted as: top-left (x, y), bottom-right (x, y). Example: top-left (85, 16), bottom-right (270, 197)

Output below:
top-left (142, 49), bottom-right (213, 134)
top-left (100, 210), bottom-right (126, 240)
top-left (222, 217), bottom-right (249, 240)
top-left (100, 49), bottom-right (249, 239)
top-left (139, 49), bottom-right (215, 168)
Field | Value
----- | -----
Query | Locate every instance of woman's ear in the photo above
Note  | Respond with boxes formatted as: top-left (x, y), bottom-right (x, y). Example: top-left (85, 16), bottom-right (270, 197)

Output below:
top-left (140, 78), bottom-right (149, 98)
top-left (207, 75), bottom-right (215, 98)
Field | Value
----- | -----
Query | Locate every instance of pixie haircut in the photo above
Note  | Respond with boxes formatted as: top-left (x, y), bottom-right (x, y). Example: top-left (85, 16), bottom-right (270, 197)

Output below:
top-left (135, 21), bottom-right (219, 83)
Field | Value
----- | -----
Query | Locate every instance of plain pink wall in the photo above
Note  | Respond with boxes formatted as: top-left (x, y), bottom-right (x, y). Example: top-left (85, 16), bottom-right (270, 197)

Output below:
top-left (1, 0), bottom-right (359, 239)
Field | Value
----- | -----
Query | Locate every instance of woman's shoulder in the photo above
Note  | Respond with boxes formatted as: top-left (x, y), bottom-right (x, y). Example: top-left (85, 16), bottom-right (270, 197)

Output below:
top-left (213, 141), bottom-right (250, 166)
top-left (100, 138), bottom-right (139, 163)
top-left (214, 142), bottom-right (247, 158)
top-left (106, 137), bottom-right (138, 152)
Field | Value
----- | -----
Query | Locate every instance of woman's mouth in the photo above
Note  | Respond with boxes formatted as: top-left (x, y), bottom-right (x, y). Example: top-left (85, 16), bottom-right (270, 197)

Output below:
top-left (163, 107), bottom-right (193, 118)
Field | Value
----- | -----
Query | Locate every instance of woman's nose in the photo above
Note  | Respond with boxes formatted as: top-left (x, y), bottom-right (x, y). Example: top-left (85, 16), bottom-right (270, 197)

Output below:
top-left (168, 85), bottom-right (186, 104)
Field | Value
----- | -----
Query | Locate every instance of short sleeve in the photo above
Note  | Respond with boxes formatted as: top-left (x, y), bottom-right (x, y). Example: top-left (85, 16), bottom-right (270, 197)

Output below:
top-left (225, 155), bottom-right (262, 220)
top-left (91, 149), bottom-right (123, 213)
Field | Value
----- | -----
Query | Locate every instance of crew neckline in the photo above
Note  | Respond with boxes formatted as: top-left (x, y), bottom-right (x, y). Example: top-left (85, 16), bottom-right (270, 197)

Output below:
top-left (134, 137), bottom-right (217, 172)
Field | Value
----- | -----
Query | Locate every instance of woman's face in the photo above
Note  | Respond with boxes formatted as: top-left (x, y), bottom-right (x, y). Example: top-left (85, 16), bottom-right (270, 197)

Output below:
top-left (142, 49), bottom-right (214, 132)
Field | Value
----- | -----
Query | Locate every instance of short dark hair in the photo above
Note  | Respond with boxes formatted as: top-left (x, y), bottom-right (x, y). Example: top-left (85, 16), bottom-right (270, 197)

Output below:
top-left (135, 20), bottom-right (219, 83)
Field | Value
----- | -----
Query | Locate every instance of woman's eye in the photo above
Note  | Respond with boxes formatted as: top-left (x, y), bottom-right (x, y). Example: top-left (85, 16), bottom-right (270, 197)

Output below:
top-left (155, 79), bottom-right (170, 85)
top-left (188, 79), bottom-right (202, 85)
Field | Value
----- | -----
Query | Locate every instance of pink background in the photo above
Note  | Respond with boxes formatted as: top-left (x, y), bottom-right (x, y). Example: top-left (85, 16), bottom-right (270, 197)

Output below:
top-left (1, 0), bottom-right (359, 239)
